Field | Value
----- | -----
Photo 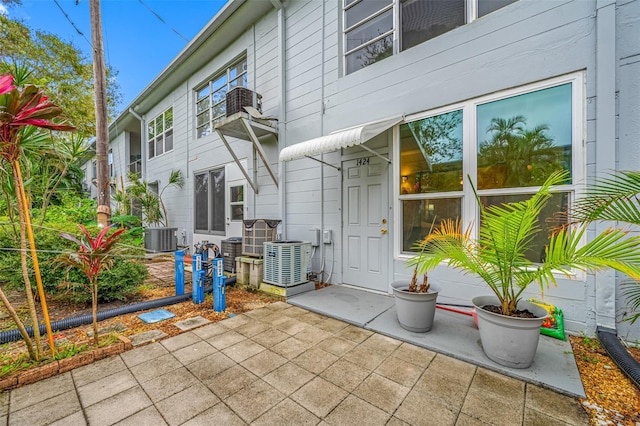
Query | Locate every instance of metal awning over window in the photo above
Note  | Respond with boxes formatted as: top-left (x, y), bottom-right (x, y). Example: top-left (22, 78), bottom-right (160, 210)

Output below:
top-left (278, 116), bottom-right (402, 168)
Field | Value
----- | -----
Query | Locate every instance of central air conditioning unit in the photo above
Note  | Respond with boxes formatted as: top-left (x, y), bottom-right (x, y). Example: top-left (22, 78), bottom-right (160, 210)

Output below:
top-left (144, 227), bottom-right (177, 253)
top-left (263, 241), bottom-right (311, 287)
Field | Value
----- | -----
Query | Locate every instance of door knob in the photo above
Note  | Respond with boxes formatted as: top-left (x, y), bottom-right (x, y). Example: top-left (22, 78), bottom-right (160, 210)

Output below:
top-left (381, 228), bottom-right (387, 235)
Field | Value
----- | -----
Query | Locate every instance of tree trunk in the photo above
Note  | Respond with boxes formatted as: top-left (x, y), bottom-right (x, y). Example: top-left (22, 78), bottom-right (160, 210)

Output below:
top-left (90, 0), bottom-right (111, 227)
top-left (0, 287), bottom-right (36, 361)
top-left (12, 165), bottom-right (43, 359)
top-left (92, 278), bottom-right (99, 347)
top-left (13, 161), bottom-right (56, 355)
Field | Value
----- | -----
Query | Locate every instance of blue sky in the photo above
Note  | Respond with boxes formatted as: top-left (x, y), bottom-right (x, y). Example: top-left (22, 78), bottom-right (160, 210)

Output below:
top-left (4, 0), bottom-right (228, 113)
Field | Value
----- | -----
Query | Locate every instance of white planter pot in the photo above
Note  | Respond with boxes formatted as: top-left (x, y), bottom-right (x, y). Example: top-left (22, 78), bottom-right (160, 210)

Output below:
top-left (472, 295), bottom-right (549, 369)
top-left (391, 281), bottom-right (441, 332)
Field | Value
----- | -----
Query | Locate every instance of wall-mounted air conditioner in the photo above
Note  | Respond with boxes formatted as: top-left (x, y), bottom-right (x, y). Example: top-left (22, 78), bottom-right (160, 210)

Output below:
top-left (263, 241), bottom-right (311, 287)
top-left (226, 87), bottom-right (262, 117)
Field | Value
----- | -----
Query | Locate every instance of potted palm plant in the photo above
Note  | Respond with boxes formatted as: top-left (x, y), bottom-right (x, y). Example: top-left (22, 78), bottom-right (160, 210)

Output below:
top-left (392, 219), bottom-right (441, 332)
top-left (408, 170), bottom-right (640, 368)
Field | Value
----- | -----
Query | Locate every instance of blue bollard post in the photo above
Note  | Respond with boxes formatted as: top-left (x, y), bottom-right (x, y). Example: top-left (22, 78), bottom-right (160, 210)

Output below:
top-left (215, 276), bottom-right (227, 312)
top-left (195, 270), bottom-right (205, 304)
top-left (213, 258), bottom-right (226, 312)
top-left (192, 253), bottom-right (204, 304)
top-left (175, 250), bottom-right (185, 295)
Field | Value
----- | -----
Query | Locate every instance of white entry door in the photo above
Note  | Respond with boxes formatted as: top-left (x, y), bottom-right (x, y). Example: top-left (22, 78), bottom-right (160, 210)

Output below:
top-left (342, 156), bottom-right (389, 292)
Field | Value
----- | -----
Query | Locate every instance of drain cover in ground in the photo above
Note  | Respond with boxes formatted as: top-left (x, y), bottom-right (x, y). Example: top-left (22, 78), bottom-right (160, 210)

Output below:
top-left (130, 330), bottom-right (168, 346)
top-left (174, 316), bottom-right (210, 331)
top-left (138, 309), bottom-right (175, 324)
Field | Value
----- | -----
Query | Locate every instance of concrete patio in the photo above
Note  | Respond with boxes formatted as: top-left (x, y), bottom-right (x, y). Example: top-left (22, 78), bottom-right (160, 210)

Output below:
top-left (288, 285), bottom-right (585, 398)
top-left (1, 299), bottom-right (589, 425)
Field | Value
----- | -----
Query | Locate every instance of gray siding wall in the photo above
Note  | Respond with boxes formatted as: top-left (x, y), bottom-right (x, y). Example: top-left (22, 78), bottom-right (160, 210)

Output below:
top-left (108, 0), bottom-right (639, 339)
top-left (278, 0), bottom-right (638, 337)
top-left (137, 8), bottom-right (282, 248)
top-left (109, 131), bottom-right (128, 194)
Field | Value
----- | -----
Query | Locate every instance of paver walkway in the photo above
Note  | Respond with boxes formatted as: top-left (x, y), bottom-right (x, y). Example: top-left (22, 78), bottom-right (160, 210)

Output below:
top-left (1, 302), bottom-right (589, 425)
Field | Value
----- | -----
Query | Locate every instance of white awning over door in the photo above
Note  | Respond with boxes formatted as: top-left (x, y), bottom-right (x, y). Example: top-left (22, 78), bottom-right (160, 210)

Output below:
top-left (279, 116), bottom-right (402, 163)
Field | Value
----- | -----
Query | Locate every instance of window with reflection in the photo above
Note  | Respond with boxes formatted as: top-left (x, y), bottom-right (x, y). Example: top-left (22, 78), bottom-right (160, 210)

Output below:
top-left (477, 84), bottom-right (572, 190)
top-left (402, 198), bottom-right (462, 251)
top-left (230, 185), bottom-right (244, 221)
top-left (196, 56), bottom-right (247, 138)
top-left (401, 0), bottom-right (465, 51)
top-left (480, 192), bottom-right (569, 262)
top-left (148, 107), bottom-right (173, 159)
top-left (399, 76), bottom-right (581, 259)
top-left (344, 0), bottom-right (394, 74)
top-left (344, 0), bottom-right (519, 74)
top-left (399, 109), bottom-right (463, 251)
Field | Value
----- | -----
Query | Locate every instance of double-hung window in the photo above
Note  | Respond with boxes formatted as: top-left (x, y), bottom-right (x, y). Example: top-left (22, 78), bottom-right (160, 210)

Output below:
top-left (194, 168), bottom-right (226, 234)
top-left (398, 74), bottom-right (582, 263)
top-left (344, 0), bottom-right (519, 74)
top-left (196, 57), bottom-right (248, 138)
top-left (148, 107), bottom-right (173, 159)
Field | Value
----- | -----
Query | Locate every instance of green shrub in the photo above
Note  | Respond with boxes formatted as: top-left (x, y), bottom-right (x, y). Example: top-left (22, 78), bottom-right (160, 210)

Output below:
top-left (32, 194), bottom-right (97, 225)
top-left (0, 221), bottom-right (148, 303)
top-left (111, 215), bottom-right (142, 229)
top-left (59, 259), bottom-right (149, 304)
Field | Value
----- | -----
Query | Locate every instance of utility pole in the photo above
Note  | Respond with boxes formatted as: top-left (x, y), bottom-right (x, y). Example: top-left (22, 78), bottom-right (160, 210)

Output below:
top-left (89, 0), bottom-right (110, 226)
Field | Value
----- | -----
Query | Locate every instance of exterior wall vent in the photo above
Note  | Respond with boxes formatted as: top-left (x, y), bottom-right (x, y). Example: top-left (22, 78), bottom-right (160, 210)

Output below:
top-left (226, 87), bottom-right (262, 116)
top-left (144, 227), bottom-right (177, 253)
top-left (263, 241), bottom-right (311, 287)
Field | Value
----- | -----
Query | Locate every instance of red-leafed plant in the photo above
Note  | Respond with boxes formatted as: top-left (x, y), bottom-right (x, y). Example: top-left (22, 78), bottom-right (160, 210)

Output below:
top-left (0, 71), bottom-right (75, 360)
top-left (59, 225), bottom-right (125, 346)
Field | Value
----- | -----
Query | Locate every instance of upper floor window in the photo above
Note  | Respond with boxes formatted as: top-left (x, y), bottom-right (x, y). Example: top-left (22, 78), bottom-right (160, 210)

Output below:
top-left (148, 107), bottom-right (173, 159)
top-left (344, 0), bottom-right (518, 74)
top-left (196, 57), bottom-right (248, 138)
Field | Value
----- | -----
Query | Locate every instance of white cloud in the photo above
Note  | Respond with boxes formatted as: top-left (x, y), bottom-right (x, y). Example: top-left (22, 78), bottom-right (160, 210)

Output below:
top-left (0, 4), bottom-right (7, 16)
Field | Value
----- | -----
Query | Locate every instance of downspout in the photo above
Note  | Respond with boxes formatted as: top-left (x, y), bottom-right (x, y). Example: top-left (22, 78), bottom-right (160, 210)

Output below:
top-left (128, 107), bottom-right (145, 179)
top-left (319, 0), bottom-right (326, 280)
top-left (594, 0), bottom-right (616, 330)
top-left (276, 1), bottom-right (287, 237)
top-left (252, 23), bottom-right (258, 219)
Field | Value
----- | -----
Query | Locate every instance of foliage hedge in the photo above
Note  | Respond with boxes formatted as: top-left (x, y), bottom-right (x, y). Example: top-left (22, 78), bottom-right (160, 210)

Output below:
top-left (0, 222), bottom-right (148, 304)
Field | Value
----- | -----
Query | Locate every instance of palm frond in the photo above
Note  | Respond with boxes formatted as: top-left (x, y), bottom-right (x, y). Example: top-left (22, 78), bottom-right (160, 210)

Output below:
top-left (573, 171), bottom-right (640, 225)
top-left (621, 281), bottom-right (640, 324)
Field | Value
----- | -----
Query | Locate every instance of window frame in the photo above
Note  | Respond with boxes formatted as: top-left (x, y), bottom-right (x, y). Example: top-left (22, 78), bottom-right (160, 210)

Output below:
top-left (229, 184), bottom-right (245, 222)
top-left (394, 73), bottom-right (586, 270)
top-left (193, 167), bottom-right (226, 235)
top-left (195, 56), bottom-right (248, 139)
top-left (343, 0), bottom-right (519, 75)
top-left (147, 107), bottom-right (174, 160)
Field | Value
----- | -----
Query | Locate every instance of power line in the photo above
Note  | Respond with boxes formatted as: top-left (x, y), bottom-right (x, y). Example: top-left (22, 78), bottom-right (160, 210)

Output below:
top-left (136, 0), bottom-right (189, 43)
top-left (52, 0), bottom-right (92, 46)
